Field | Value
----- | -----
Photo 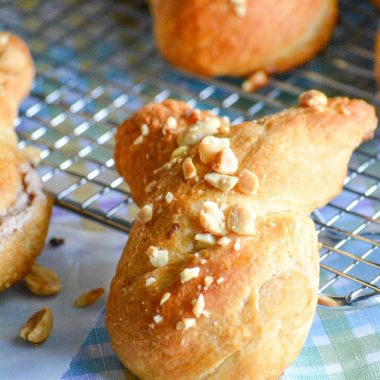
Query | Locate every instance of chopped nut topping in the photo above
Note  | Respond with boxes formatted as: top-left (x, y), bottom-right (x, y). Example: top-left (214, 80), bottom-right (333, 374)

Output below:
top-left (133, 135), bottom-right (143, 145)
top-left (237, 169), bottom-right (259, 195)
top-left (141, 123), bottom-right (149, 136)
top-left (194, 233), bottom-right (216, 248)
top-left (199, 201), bottom-right (227, 236)
top-left (336, 103), bottom-right (350, 116)
top-left (234, 238), bottom-right (241, 251)
top-left (180, 267), bottom-right (200, 283)
top-left (216, 277), bottom-right (224, 285)
top-left (217, 237), bottom-right (231, 247)
top-left (242, 70), bottom-right (269, 92)
top-left (20, 307), bottom-right (53, 345)
top-left (213, 148), bottom-right (238, 175)
top-left (199, 136), bottom-right (230, 164)
top-left (165, 192), bottom-right (174, 203)
top-left (145, 180), bottom-right (157, 194)
top-left (146, 246), bottom-right (169, 268)
top-left (136, 203), bottom-right (153, 224)
top-left (192, 294), bottom-right (205, 318)
top-left (74, 288), bottom-right (105, 307)
top-left (146, 277), bottom-right (156, 286)
top-left (153, 314), bottom-right (163, 324)
top-left (171, 145), bottom-right (189, 160)
top-left (298, 90), bottom-right (328, 108)
top-left (160, 292), bottom-right (171, 305)
top-left (205, 173), bottom-right (238, 192)
top-left (0, 34), bottom-right (9, 45)
top-left (177, 117), bottom-right (221, 146)
top-left (176, 318), bottom-right (196, 330)
top-left (24, 264), bottom-right (62, 296)
top-left (182, 157), bottom-right (197, 179)
top-left (166, 116), bottom-right (177, 130)
top-left (228, 205), bottom-right (256, 235)
top-left (204, 276), bottom-right (214, 287)
top-left (230, 0), bottom-right (247, 16)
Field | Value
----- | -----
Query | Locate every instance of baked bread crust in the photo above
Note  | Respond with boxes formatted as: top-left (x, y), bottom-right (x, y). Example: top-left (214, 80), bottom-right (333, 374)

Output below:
top-left (0, 32), bottom-right (35, 105)
top-left (108, 91), bottom-right (377, 379)
top-left (0, 34), bottom-right (52, 291)
top-left (150, 0), bottom-right (338, 77)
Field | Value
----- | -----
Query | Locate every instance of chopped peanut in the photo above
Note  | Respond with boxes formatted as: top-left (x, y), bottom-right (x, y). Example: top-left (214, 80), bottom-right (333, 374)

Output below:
top-left (213, 148), bottom-right (238, 175)
top-left (205, 173), bottom-right (238, 192)
top-left (182, 157), bottom-right (197, 179)
top-left (199, 201), bottom-right (227, 236)
top-left (228, 205), bottom-right (256, 235)
top-left (237, 169), bottom-right (259, 195)
top-left (199, 136), bottom-right (230, 164)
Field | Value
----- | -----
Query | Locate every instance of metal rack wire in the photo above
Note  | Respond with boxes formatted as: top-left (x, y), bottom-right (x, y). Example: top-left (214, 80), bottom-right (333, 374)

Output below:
top-left (0, 0), bottom-right (379, 308)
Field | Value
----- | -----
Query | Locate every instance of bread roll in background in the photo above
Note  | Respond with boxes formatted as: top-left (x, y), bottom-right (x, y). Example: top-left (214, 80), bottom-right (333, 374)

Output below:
top-left (0, 32), bottom-right (35, 105)
top-left (0, 32), bottom-right (52, 291)
top-left (107, 91), bottom-right (377, 379)
top-left (150, 0), bottom-right (338, 77)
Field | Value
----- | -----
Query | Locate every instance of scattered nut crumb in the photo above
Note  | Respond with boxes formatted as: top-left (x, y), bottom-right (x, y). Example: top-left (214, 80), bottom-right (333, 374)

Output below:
top-left (230, 0), bottom-right (247, 16)
top-left (160, 292), bottom-right (171, 305)
top-left (217, 237), bottom-right (231, 247)
top-left (49, 237), bottom-right (65, 247)
top-left (194, 233), bottom-right (216, 248)
top-left (171, 145), bottom-right (189, 160)
top-left (204, 276), bottom-right (214, 287)
top-left (176, 318), bottom-right (196, 330)
top-left (192, 294), bottom-right (205, 318)
top-left (24, 264), bottom-right (62, 296)
top-left (199, 201), bottom-right (227, 236)
top-left (216, 277), bottom-right (224, 285)
top-left (146, 277), bottom-right (156, 286)
top-left (153, 314), bottom-right (163, 324)
top-left (199, 136), bottom-right (230, 164)
top-left (213, 148), bottom-right (238, 175)
top-left (133, 135), bottom-right (143, 145)
top-left (234, 238), bottom-right (241, 251)
top-left (182, 157), bottom-right (197, 179)
top-left (136, 203), bottom-right (153, 224)
top-left (0, 33), bottom-right (9, 45)
top-left (336, 103), bottom-right (350, 116)
top-left (228, 205), bottom-right (256, 235)
top-left (205, 173), bottom-right (238, 192)
top-left (141, 124), bottom-right (149, 136)
top-left (146, 246), bottom-right (169, 268)
top-left (177, 117), bottom-right (221, 146)
top-left (20, 307), bottom-right (53, 345)
top-left (180, 267), bottom-right (200, 283)
top-left (145, 180), bottom-right (157, 194)
top-left (242, 70), bottom-right (269, 92)
top-left (298, 90), bottom-right (327, 108)
top-left (165, 192), bottom-right (174, 203)
top-left (237, 169), bottom-right (259, 195)
top-left (74, 288), bottom-right (105, 307)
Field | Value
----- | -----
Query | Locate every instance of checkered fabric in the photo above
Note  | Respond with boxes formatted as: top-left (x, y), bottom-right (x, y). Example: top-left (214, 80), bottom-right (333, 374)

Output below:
top-left (62, 307), bottom-right (380, 380)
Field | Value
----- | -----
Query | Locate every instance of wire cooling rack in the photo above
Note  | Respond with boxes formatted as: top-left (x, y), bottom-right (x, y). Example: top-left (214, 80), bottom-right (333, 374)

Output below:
top-left (0, 0), bottom-right (379, 308)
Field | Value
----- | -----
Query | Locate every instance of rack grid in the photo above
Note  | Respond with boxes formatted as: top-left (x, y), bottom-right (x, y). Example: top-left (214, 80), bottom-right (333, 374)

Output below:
top-left (1, 0), bottom-right (379, 308)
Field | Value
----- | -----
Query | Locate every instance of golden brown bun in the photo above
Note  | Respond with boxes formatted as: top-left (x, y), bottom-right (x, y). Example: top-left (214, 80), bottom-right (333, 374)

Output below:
top-left (0, 32), bottom-right (35, 105)
top-left (108, 91), bottom-right (377, 379)
top-left (0, 47), bottom-right (52, 290)
top-left (0, 146), bottom-right (52, 290)
top-left (150, 0), bottom-right (338, 77)
top-left (372, 0), bottom-right (380, 9)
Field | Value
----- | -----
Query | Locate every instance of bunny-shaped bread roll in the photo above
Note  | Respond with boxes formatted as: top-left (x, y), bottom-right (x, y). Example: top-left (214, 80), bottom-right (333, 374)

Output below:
top-left (150, 0), bottom-right (338, 77)
top-left (0, 33), bottom-right (52, 291)
top-left (107, 90), bottom-right (377, 379)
